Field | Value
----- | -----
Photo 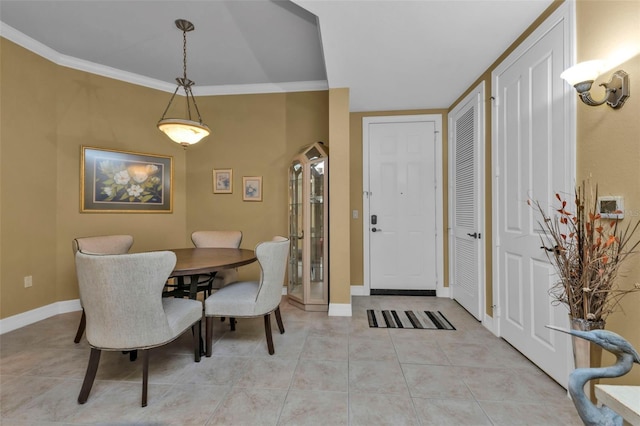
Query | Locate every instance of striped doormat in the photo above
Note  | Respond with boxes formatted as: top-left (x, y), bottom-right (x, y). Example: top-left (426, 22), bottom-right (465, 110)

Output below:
top-left (367, 310), bottom-right (455, 330)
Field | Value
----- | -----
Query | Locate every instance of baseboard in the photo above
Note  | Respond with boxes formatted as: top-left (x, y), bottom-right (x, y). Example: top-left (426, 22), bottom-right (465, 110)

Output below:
top-left (351, 285), bottom-right (451, 298)
top-left (351, 285), bottom-right (366, 296)
top-left (437, 286), bottom-right (451, 298)
top-left (370, 289), bottom-right (437, 296)
top-left (483, 312), bottom-right (498, 336)
top-left (0, 299), bottom-right (81, 335)
top-left (328, 303), bottom-right (352, 317)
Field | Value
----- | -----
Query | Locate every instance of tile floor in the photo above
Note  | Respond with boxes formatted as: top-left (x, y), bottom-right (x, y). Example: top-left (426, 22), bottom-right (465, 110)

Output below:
top-left (0, 296), bottom-right (583, 425)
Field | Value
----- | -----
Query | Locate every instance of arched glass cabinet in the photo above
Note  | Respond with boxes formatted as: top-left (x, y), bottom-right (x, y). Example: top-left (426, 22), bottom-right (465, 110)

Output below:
top-left (288, 142), bottom-right (328, 311)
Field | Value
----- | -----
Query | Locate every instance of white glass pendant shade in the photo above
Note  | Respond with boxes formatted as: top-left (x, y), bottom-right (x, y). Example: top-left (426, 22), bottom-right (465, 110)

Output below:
top-left (560, 60), bottom-right (605, 86)
top-left (157, 118), bottom-right (210, 147)
top-left (158, 19), bottom-right (210, 147)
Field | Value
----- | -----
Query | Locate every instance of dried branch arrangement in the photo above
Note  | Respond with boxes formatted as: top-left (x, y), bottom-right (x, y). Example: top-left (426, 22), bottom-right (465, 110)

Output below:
top-left (530, 181), bottom-right (640, 322)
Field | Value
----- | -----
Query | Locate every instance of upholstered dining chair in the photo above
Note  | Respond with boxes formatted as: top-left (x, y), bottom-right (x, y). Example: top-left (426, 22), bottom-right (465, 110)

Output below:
top-left (72, 235), bottom-right (134, 343)
top-left (190, 230), bottom-right (243, 296)
top-left (204, 236), bottom-right (289, 356)
top-left (75, 250), bottom-right (202, 407)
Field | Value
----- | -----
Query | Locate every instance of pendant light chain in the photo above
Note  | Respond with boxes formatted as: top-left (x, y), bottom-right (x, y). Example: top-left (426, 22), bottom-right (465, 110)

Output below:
top-left (181, 23), bottom-right (205, 125)
top-left (182, 28), bottom-right (188, 81)
top-left (181, 27), bottom-right (193, 121)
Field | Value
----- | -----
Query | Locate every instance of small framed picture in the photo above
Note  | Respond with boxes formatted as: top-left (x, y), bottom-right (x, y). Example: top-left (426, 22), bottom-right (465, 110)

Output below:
top-left (242, 176), bottom-right (262, 201)
top-left (213, 169), bottom-right (233, 194)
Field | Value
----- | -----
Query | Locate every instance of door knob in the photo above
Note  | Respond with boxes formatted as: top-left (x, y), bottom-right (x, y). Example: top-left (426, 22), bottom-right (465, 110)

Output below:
top-left (467, 232), bottom-right (481, 239)
top-left (372, 227), bottom-right (381, 232)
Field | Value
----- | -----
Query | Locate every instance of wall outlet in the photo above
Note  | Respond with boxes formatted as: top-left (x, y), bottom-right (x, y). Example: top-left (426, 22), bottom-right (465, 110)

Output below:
top-left (352, 210), bottom-right (359, 219)
top-left (24, 276), bottom-right (32, 288)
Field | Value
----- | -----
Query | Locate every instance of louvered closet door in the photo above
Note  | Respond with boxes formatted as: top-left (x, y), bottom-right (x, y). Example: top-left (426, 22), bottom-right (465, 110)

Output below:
top-left (450, 83), bottom-right (484, 320)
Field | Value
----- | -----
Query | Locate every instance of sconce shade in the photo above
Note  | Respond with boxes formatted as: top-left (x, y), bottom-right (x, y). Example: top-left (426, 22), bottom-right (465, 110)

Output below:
top-left (560, 60), bottom-right (605, 86)
top-left (561, 60), bottom-right (630, 109)
top-left (157, 119), bottom-right (210, 147)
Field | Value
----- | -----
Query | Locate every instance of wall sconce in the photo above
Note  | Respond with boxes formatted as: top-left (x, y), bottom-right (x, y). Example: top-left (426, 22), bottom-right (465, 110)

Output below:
top-left (560, 60), bottom-right (630, 109)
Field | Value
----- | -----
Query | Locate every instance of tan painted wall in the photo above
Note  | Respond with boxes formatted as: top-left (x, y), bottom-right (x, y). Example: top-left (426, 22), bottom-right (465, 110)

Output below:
top-left (0, 38), bottom-right (189, 318)
top-left (1, 40), bottom-right (59, 316)
top-left (349, 109), bottom-right (449, 288)
top-left (329, 88), bottom-right (351, 305)
top-left (185, 91), bottom-right (329, 280)
top-left (575, 0), bottom-right (640, 386)
top-left (0, 38), bottom-right (328, 319)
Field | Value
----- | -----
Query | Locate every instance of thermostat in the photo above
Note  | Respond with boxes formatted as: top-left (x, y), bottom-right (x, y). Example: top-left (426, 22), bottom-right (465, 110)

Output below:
top-left (597, 196), bottom-right (624, 219)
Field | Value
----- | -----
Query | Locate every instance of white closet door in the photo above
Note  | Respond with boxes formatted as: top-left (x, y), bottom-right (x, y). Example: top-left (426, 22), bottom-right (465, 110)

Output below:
top-left (492, 3), bottom-right (574, 386)
top-left (449, 82), bottom-right (484, 320)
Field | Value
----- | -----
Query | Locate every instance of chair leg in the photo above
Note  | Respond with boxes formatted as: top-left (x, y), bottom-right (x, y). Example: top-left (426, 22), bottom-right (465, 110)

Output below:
top-left (264, 314), bottom-right (274, 355)
top-left (275, 306), bottom-right (285, 334)
top-left (230, 317), bottom-right (236, 331)
top-left (205, 317), bottom-right (214, 357)
top-left (78, 348), bottom-right (101, 404)
top-left (192, 320), bottom-right (201, 362)
top-left (74, 309), bottom-right (86, 343)
top-left (141, 349), bottom-right (149, 407)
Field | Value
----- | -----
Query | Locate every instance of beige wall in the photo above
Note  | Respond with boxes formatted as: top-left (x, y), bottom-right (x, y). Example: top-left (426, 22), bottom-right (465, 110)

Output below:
top-left (184, 91), bottom-right (328, 280)
top-left (1, 38), bottom-right (189, 318)
top-left (0, 38), bottom-right (328, 319)
top-left (1, 40), bottom-right (59, 316)
top-left (575, 0), bottom-right (640, 386)
top-left (329, 88), bottom-right (351, 305)
top-left (349, 109), bottom-right (449, 288)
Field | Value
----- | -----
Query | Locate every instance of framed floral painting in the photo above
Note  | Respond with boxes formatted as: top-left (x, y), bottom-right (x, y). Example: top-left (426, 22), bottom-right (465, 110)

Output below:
top-left (242, 176), bottom-right (262, 201)
top-left (213, 169), bottom-right (233, 194)
top-left (81, 146), bottom-right (173, 213)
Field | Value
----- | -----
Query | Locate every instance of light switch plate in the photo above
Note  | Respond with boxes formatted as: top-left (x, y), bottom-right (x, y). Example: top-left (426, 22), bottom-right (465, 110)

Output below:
top-left (597, 196), bottom-right (624, 219)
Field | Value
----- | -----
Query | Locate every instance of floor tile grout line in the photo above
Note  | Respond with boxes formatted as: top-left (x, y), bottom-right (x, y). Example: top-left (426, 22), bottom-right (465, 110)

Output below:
top-left (0, 297), bottom-right (583, 425)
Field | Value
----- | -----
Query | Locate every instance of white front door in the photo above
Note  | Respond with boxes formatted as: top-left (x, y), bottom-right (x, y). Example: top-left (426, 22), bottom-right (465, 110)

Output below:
top-left (492, 3), bottom-right (574, 386)
top-left (449, 82), bottom-right (485, 320)
top-left (363, 115), bottom-right (443, 293)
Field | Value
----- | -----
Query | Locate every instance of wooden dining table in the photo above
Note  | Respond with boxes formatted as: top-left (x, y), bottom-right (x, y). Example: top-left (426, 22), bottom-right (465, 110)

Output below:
top-left (165, 247), bottom-right (257, 300)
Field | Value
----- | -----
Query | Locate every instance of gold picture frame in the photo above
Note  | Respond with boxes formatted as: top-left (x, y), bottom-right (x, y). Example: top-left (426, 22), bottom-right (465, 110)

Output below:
top-left (81, 146), bottom-right (173, 213)
top-left (242, 176), bottom-right (262, 201)
top-left (213, 169), bottom-right (233, 194)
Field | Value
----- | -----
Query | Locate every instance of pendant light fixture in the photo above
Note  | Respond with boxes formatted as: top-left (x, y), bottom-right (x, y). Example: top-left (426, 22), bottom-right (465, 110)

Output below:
top-left (158, 19), bottom-right (210, 147)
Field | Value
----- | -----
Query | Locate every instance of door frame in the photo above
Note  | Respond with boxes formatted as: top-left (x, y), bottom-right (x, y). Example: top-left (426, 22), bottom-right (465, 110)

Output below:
top-left (448, 81), bottom-right (486, 320)
top-left (491, 1), bottom-right (576, 338)
top-left (362, 114), bottom-right (444, 296)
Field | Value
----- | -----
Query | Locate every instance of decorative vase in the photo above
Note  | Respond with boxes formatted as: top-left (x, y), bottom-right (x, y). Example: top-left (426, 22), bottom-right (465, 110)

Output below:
top-left (570, 317), bottom-right (605, 403)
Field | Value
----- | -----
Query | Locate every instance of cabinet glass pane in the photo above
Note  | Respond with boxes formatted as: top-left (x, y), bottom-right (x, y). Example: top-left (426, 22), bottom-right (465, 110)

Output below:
top-left (288, 162), bottom-right (304, 301)
top-left (309, 159), bottom-right (325, 301)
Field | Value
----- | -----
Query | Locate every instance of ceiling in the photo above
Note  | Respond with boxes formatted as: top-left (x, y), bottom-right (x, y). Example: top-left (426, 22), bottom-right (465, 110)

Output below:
top-left (0, 0), bottom-right (553, 111)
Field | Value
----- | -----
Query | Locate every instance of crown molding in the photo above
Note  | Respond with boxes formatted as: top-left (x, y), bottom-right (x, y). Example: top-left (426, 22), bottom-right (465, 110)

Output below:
top-left (1, 22), bottom-right (328, 95)
top-left (193, 80), bottom-right (328, 96)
